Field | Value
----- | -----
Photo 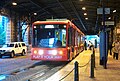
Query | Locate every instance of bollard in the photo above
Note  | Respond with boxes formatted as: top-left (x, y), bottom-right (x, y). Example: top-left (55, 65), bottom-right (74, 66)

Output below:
top-left (74, 61), bottom-right (79, 81)
top-left (90, 54), bottom-right (95, 78)
top-left (93, 47), bottom-right (95, 68)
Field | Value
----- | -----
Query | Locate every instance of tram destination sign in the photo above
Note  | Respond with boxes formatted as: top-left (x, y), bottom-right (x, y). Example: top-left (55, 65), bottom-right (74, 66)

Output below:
top-left (101, 21), bottom-right (114, 26)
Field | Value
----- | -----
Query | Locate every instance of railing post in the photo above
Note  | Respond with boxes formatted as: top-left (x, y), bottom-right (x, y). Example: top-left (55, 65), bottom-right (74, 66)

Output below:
top-left (74, 61), bottom-right (79, 81)
top-left (90, 54), bottom-right (95, 78)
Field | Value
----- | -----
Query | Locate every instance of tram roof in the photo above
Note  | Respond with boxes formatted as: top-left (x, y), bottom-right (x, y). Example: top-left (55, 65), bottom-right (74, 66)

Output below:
top-left (33, 19), bottom-right (71, 24)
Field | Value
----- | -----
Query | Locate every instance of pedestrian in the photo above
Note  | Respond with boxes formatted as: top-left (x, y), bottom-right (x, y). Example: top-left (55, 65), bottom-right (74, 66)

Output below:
top-left (112, 39), bottom-right (120, 60)
top-left (88, 41), bottom-right (93, 50)
top-left (84, 40), bottom-right (87, 50)
top-left (109, 42), bottom-right (112, 55)
top-left (95, 39), bottom-right (97, 48)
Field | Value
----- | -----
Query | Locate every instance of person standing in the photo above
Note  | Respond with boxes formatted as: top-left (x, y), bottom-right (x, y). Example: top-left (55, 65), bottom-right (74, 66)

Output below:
top-left (112, 39), bottom-right (120, 60)
top-left (109, 42), bottom-right (113, 55)
top-left (88, 41), bottom-right (93, 50)
top-left (95, 39), bottom-right (97, 48)
top-left (84, 40), bottom-right (87, 50)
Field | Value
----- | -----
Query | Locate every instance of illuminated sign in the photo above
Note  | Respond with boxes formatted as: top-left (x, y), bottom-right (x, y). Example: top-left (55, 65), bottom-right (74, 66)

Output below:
top-left (97, 8), bottom-right (110, 14)
top-left (117, 28), bottom-right (120, 34)
top-left (32, 55), bottom-right (62, 59)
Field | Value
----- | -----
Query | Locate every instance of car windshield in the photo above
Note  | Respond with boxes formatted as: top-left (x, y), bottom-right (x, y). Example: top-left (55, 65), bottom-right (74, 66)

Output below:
top-left (2, 44), bottom-right (14, 47)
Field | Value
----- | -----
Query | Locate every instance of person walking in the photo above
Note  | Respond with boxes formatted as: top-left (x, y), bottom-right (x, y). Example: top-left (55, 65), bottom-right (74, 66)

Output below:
top-left (112, 39), bottom-right (120, 60)
top-left (84, 40), bottom-right (87, 50)
top-left (95, 39), bottom-right (97, 48)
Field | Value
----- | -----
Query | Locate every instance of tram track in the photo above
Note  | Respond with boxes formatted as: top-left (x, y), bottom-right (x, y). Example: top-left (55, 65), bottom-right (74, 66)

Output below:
top-left (0, 52), bottom-right (68, 81)
top-left (26, 61), bottom-right (68, 81)
top-left (1, 59), bottom-right (68, 81)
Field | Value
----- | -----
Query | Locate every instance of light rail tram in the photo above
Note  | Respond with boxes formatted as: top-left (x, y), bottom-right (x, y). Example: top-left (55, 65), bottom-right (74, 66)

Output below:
top-left (31, 19), bottom-right (85, 61)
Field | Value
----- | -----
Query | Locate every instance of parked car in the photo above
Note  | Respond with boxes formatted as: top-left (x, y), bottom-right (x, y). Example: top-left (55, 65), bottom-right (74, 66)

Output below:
top-left (0, 42), bottom-right (27, 58)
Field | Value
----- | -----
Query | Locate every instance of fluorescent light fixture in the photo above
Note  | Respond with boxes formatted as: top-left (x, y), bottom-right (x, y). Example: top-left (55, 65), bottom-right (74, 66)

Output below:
top-left (45, 25), bottom-right (54, 28)
top-left (12, 2), bottom-right (17, 6)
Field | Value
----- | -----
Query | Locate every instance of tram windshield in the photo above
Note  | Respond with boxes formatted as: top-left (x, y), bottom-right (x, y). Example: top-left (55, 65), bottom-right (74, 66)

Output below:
top-left (32, 24), bottom-right (66, 48)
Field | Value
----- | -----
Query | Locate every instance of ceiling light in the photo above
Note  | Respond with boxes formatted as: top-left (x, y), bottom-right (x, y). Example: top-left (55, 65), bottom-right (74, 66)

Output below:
top-left (80, 0), bottom-right (83, 1)
top-left (12, 2), bottom-right (17, 6)
top-left (113, 10), bottom-right (116, 13)
top-left (82, 7), bottom-right (86, 10)
top-left (108, 17), bottom-right (111, 20)
top-left (84, 13), bottom-right (87, 15)
top-left (85, 18), bottom-right (88, 20)
top-left (34, 13), bottom-right (37, 15)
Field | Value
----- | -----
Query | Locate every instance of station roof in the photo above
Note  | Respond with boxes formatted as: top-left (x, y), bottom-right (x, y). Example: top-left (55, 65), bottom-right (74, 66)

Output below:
top-left (0, 0), bottom-right (120, 35)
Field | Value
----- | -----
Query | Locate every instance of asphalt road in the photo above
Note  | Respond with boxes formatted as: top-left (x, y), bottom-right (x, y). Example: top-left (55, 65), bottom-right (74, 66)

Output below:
top-left (0, 53), bottom-right (67, 81)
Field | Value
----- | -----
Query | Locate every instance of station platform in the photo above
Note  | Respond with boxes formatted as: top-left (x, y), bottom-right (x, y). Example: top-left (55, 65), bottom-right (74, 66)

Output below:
top-left (45, 48), bottom-right (120, 81)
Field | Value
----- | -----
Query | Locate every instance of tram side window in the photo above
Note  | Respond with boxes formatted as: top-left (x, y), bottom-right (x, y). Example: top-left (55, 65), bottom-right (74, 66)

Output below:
top-left (68, 27), bottom-right (72, 46)
top-left (72, 28), bottom-right (75, 46)
top-left (78, 34), bottom-right (81, 47)
top-left (75, 30), bottom-right (78, 46)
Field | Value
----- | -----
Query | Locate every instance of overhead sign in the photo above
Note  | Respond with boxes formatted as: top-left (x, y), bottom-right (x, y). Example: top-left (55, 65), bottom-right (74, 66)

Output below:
top-left (101, 21), bottom-right (114, 25)
top-left (97, 8), bottom-right (110, 14)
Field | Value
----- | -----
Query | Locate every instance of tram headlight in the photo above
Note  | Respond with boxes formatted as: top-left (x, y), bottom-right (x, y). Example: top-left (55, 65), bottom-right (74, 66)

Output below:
top-left (52, 50), bottom-right (57, 55)
top-left (34, 50), bottom-right (37, 54)
top-left (59, 51), bottom-right (63, 55)
top-left (38, 50), bottom-right (44, 55)
top-left (67, 47), bottom-right (70, 50)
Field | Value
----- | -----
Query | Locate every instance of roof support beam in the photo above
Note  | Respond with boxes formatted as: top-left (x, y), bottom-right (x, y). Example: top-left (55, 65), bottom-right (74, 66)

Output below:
top-left (29, 0), bottom-right (51, 15)
top-left (57, 0), bottom-right (72, 19)
top-left (29, 0), bottom-right (58, 18)
top-left (68, 0), bottom-right (87, 31)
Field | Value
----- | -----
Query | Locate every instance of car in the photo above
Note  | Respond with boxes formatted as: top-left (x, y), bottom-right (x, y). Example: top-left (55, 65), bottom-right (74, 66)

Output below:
top-left (0, 42), bottom-right (27, 58)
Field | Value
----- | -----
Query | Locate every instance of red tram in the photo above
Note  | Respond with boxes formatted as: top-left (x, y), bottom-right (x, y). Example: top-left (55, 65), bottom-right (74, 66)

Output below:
top-left (31, 19), bottom-right (84, 61)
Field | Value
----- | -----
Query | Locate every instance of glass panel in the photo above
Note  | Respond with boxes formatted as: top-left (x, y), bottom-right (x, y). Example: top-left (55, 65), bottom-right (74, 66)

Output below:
top-left (2, 44), bottom-right (15, 47)
top-left (32, 24), bottom-right (66, 48)
top-left (8, 44), bottom-right (14, 47)
top-left (0, 16), bottom-right (9, 45)
top-left (68, 27), bottom-right (72, 46)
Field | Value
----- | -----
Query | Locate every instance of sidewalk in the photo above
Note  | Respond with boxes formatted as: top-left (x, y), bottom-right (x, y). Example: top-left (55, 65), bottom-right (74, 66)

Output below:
top-left (45, 48), bottom-right (120, 81)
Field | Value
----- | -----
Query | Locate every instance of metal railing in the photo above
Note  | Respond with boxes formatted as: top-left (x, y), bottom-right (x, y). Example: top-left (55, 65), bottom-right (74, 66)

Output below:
top-left (59, 47), bottom-right (95, 81)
